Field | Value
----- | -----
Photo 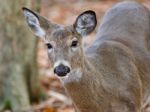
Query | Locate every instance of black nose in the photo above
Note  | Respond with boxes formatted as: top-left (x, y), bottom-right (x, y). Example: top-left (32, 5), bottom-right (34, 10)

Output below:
top-left (54, 64), bottom-right (70, 77)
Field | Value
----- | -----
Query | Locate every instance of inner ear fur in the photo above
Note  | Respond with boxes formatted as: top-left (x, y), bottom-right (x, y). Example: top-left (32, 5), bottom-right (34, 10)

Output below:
top-left (74, 10), bottom-right (97, 36)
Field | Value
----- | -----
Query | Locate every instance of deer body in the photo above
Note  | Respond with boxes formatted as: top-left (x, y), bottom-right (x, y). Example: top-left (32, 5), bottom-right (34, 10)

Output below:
top-left (23, 1), bottom-right (150, 112)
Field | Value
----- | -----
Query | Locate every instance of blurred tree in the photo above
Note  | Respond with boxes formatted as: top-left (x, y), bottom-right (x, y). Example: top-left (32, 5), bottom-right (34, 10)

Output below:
top-left (0, 0), bottom-right (41, 112)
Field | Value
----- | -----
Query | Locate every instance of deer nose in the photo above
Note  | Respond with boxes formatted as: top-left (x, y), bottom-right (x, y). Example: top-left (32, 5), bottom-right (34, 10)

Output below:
top-left (54, 64), bottom-right (70, 77)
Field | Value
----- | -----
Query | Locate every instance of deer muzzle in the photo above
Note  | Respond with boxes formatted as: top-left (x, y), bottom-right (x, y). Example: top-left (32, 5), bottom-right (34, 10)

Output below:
top-left (54, 64), bottom-right (70, 77)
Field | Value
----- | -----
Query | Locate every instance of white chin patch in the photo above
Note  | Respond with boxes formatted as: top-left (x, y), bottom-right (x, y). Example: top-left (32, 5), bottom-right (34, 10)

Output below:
top-left (59, 68), bottom-right (82, 84)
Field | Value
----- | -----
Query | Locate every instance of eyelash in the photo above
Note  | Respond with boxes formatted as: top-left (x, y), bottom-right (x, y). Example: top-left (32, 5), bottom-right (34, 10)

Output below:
top-left (71, 40), bottom-right (78, 47)
top-left (45, 41), bottom-right (78, 50)
top-left (46, 43), bottom-right (53, 49)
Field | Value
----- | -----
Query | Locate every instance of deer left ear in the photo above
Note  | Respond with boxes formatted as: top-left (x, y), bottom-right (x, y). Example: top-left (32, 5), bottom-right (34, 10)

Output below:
top-left (22, 7), bottom-right (58, 39)
top-left (74, 10), bottom-right (97, 36)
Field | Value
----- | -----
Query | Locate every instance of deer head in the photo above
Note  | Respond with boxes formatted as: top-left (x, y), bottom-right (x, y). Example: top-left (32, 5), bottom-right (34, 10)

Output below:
top-left (22, 7), bottom-right (97, 79)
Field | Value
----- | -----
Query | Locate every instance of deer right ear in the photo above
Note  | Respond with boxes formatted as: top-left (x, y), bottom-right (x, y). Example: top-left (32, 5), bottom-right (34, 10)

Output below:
top-left (22, 7), bottom-right (49, 38)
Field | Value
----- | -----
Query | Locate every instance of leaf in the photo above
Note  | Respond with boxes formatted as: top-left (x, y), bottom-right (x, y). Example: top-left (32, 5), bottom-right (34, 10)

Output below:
top-left (43, 107), bottom-right (56, 112)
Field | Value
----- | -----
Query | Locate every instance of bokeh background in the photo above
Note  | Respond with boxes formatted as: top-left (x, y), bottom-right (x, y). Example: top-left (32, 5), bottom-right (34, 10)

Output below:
top-left (0, 0), bottom-right (150, 112)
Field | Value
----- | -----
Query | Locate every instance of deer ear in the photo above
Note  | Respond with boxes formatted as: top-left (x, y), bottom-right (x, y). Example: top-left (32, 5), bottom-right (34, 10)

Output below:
top-left (74, 10), bottom-right (97, 36)
top-left (22, 7), bottom-right (50, 38)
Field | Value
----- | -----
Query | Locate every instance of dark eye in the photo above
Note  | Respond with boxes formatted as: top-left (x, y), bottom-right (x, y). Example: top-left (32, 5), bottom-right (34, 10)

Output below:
top-left (46, 43), bottom-right (53, 49)
top-left (71, 40), bottom-right (78, 47)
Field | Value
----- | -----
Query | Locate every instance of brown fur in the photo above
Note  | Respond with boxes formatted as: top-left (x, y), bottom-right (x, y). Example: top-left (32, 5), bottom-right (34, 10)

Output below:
top-left (64, 2), bottom-right (150, 111)
top-left (23, 1), bottom-right (150, 112)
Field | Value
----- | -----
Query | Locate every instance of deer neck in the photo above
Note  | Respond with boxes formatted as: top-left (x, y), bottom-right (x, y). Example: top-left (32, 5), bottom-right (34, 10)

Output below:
top-left (61, 54), bottom-right (103, 111)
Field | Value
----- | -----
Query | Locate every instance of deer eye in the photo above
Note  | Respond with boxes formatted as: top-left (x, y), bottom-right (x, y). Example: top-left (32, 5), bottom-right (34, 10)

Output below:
top-left (71, 40), bottom-right (78, 47)
top-left (46, 43), bottom-right (53, 49)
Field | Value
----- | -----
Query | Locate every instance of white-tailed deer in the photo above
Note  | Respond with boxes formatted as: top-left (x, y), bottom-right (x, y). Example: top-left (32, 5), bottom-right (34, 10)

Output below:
top-left (23, 1), bottom-right (150, 112)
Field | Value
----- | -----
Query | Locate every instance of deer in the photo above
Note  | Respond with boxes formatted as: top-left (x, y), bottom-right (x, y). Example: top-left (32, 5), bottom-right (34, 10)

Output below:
top-left (22, 1), bottom-right (150, 112)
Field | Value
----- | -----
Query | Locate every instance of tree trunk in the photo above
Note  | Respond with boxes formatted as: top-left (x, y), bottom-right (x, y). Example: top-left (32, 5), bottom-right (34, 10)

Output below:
top-left (0, 0), bottom-right (39, 111)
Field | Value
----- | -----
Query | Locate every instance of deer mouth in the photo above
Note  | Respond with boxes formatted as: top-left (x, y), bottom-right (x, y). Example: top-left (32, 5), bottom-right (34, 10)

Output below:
top-left (57, 68), bottom-right (83, 84)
